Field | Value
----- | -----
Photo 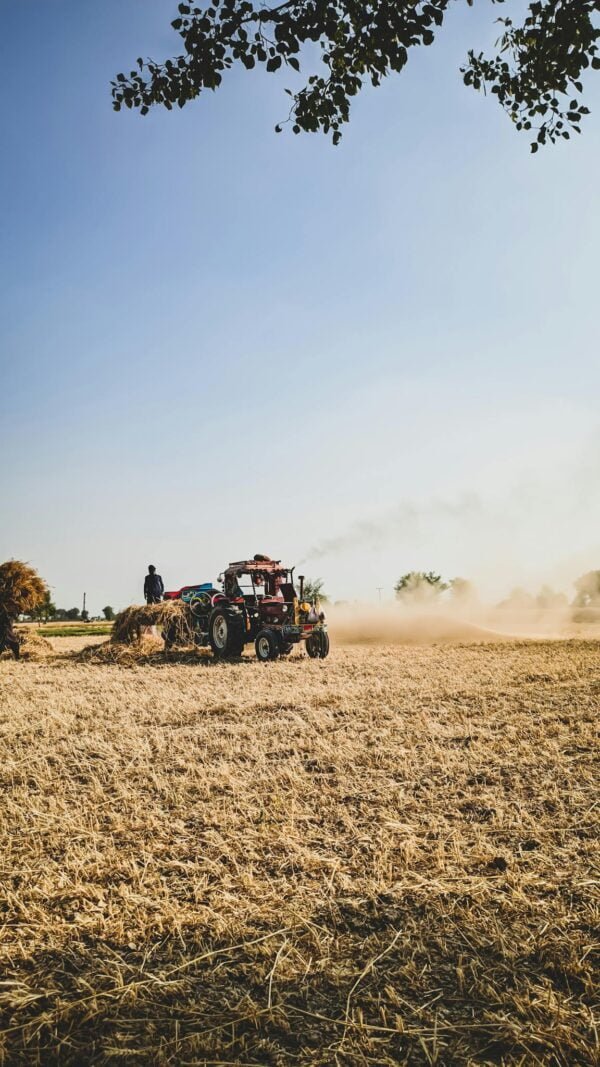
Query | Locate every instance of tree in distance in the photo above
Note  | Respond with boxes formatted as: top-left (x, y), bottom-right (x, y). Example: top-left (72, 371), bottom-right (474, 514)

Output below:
top-left (103, 606), bottom-right (115, 621)
top-left (449, 577), bottom-right (478, 604)
top-left (497, 585), bottom-right (568, 611)
top-left (65, 608), bottom-right (81, 621)
top-left (302, 577), bottom-right (329, 603)
top-left (395, 571), bottom-right (449, 602)
top-left (112, 0), bottom-right (599, 149)
top-left (497, 587), bottom-right (535, 610)
top-left (31, 590), bottom-right (57, 623)
top-left (536, 585), bottom-right (568, 610)
top-left (573, 570), bottom-right (600, 606)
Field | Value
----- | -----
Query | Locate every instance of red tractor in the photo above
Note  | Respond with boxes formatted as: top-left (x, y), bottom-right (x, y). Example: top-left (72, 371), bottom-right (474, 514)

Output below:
top-left (163, 555), bottom-right (329, 661)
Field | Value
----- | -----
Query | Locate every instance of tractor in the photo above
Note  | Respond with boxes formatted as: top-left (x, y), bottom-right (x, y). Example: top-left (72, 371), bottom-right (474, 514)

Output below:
top-left (163, 555), bottom-right (329, 661)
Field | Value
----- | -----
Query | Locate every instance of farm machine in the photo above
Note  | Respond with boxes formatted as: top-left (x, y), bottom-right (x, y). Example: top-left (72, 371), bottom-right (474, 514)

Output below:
top-left (163, 555), bottom-right (329, 661)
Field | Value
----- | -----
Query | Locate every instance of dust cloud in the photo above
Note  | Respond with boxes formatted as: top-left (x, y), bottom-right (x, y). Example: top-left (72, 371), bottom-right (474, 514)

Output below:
top-left (325, 599), bottom-right (585, 646)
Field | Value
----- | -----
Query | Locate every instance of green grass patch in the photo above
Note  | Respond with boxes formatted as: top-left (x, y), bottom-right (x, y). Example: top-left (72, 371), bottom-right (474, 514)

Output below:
top-left (37, 624), bottom-right (114, 637)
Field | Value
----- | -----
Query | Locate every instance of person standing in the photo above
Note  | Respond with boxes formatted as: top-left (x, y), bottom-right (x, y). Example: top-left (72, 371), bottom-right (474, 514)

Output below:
top-left (0, 607), bottom-right (20, 659)
top-left (144, 565), bottom-right (164, 605)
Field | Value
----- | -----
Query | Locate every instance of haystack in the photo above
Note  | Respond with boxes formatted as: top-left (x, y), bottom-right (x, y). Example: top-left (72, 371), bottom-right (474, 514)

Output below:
top-left (0, 560), bottom-right (47, 619)
top-left (0, 628), bottom-right (53, 661)
top-left (14, 629), bottom-right (53, 660)
top-left (112, 600), bottom-right (193, 646)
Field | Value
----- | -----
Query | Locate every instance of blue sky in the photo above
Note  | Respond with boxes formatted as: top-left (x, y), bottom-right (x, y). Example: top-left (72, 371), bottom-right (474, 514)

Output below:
top-left (1, 1), bottom-right (599, 612)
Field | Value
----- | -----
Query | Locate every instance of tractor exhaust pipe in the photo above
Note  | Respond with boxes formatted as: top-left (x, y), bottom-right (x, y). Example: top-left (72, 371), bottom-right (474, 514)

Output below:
top-left (298, 574), bottom-right (305, 600)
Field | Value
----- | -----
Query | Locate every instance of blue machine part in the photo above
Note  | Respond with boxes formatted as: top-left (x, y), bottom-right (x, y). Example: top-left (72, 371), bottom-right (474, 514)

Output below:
top-left (181, 583), bottom-right (214, 603)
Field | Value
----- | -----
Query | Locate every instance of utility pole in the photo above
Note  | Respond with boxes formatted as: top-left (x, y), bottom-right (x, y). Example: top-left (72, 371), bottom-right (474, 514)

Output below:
top-left (376, 587), bottom-right (383, 603)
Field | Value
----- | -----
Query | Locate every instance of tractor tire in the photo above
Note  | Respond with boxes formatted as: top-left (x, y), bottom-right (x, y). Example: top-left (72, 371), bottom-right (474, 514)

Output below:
top-left (209, 607), bottom-right (245, 658)
top-left (255, 629), bottom-right (280, 662)
top-left (306, 631), bottom-right (330, 659)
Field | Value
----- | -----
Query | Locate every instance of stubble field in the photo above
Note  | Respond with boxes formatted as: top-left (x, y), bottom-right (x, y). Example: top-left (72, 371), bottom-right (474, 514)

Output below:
top-left (0, 639), bottom-right (598, 1065)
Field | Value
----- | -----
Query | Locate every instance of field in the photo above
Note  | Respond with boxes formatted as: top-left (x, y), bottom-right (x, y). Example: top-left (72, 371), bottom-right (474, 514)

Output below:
top-left (0, 637), bottom-right (598, 1065)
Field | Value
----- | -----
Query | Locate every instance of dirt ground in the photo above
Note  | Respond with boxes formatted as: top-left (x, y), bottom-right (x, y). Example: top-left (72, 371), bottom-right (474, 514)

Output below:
top-left (0, 640), bottom-right (597, 1065)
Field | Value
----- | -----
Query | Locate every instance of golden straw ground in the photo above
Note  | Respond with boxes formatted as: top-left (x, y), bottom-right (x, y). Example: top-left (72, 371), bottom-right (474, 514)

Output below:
top-left (0, 640), bottom-right (597, 1064)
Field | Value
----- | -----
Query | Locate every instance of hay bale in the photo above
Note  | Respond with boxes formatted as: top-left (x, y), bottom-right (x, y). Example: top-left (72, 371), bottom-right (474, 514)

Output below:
top-left (0, 560), bottom-right (47, 619)
top-left (112, 601), bottom-right (193, 646)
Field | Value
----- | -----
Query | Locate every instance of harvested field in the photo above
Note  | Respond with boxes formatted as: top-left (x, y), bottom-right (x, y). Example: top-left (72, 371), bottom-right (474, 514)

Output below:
top-left (0, 640), bottom-right (598, 1065)
top-left (48, 634), bottom-right (110, 655)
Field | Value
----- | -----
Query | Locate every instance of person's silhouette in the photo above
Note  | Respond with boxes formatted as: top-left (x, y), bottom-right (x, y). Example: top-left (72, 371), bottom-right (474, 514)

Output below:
top-left (144, 565), bottom-right (164, 605)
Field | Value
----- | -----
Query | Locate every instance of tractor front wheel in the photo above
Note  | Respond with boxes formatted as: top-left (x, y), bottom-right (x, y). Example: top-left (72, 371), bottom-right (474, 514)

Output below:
top-left (255, 629), bottom-right (280, 662)
top-left (306, 631), bottom-right (330, 659)
top-left (209, 608), bottom-right (244, 658)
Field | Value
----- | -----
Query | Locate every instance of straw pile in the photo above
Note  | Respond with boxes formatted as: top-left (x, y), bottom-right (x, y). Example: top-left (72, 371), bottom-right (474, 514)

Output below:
top-left (83, 600), bottom-right (201, 665)
top-left (13, 629), bottom-right (53, 660)
top-left (0, 640), bottom-right (597, 1064)
top-left (0, 628), bottom-right (53, 661)
top-left (79, 636), bottom-right (208, 666)
top-left (0, 559), bottom-right (47, 619)
top-left (112, 600), bottom-right (193, 645)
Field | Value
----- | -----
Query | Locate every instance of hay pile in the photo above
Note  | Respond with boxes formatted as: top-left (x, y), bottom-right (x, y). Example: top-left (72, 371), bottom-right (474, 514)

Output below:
top-left (0, 629), bottom-right (53, 662)
top-left (79, 636), bottom-right (167, 665)
top-left (14, 629), bottom-right (53, 660)
top-left (0, 560), bottom-right (47, 618)
top-left (91, 600), bottom-right (200, 664)
top-left (79, 635), bottom-right (209, 667)
top-left (112, 600), bottom-right (193, 645)
top-left (79, 639), bottom-right (209, 666)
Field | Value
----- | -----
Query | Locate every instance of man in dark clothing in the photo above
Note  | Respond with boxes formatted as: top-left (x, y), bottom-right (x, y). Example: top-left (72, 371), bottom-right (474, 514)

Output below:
top-left (0, 609), bottom-right (20, 660)
top-left (144, 565), bottom-right (164, 605)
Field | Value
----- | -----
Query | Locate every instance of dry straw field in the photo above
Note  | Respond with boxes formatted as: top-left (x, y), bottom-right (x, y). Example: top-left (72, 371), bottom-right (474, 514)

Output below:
top-left (0, 633), bottom-right (598, 1065)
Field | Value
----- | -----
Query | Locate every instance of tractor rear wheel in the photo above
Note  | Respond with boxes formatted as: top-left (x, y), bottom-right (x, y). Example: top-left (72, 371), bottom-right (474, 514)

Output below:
top-left (306, 631), bottom-right (330, 659)
top-left (209, 608), bottom-right (244, 658)
top-left (255, 629), bottom-right (280, 662)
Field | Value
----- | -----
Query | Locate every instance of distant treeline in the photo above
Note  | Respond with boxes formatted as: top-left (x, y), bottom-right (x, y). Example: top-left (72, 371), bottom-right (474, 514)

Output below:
top-left (22, 595), bottom-right (115, 623)
top-left (393, 570), bottom-right (600, 610)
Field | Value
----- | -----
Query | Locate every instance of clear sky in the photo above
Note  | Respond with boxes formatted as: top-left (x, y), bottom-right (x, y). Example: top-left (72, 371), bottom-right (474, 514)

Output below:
top-left (1, 1), bottom-right (599, 613)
